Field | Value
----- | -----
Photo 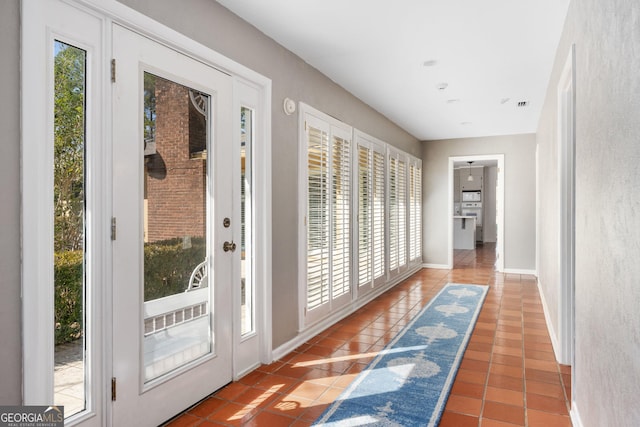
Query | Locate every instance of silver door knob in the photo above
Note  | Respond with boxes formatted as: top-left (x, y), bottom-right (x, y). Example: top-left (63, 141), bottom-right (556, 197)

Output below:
top-left (223, 241), bottom-right (236, 252)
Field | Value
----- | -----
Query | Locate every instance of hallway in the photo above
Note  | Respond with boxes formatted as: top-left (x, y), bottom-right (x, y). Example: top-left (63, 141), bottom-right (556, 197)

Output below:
top-left (166, 244), bottom-right (572, 426)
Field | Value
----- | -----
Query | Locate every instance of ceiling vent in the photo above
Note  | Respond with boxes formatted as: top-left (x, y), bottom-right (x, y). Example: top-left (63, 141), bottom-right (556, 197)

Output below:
top-left (517, 101), bottom-right (529, 107)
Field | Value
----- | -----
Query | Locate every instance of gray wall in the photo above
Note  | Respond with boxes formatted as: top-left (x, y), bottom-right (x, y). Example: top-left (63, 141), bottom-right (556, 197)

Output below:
top-left (483, 166), bottom-right (498, 243)
top-left (0, 1), bottom-right (421, 404)
top-left (537, 0), bottom-right (640, 425)
top-left (0, 0), bottom-right (22, 405)
top-left (117, 0), bottom-right (420, 351)
top-left (422, 134), bottom-right (536, 271)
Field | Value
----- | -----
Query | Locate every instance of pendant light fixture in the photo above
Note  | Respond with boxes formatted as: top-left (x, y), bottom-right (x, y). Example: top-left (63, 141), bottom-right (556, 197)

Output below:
top-left (467, 161), bottom-right (474, 181)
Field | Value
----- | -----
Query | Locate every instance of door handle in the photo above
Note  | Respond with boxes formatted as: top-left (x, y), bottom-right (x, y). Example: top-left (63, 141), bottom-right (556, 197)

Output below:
top-left (223, 241), bottom-right (236, 253)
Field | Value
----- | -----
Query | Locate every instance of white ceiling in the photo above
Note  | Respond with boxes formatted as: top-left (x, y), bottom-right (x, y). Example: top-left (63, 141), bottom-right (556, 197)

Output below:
top-left (216, 0), bottom-right (570, 141)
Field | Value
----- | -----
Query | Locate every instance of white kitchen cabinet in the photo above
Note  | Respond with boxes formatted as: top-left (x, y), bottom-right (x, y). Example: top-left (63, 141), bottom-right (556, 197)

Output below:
top-left (460, 167), bottom-right (483, 191)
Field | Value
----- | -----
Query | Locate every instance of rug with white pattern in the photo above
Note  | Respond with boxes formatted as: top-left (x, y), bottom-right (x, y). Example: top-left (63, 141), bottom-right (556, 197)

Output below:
top-left (313, 283), bottom-right (488, 427)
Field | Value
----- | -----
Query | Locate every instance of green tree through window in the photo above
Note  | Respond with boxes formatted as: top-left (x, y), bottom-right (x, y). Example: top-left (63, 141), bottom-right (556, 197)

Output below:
top-left (54, 41), bottom-right (85, 252)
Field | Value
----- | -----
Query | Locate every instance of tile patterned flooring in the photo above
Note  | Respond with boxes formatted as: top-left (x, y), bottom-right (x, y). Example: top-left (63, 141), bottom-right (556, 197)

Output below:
top-left (164, 243), bottom-right (572, 426)
top-left (54, 339), bottom-right (85, 416)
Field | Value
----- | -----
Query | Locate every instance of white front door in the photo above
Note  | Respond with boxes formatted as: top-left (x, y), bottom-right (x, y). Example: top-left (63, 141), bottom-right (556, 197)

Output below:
top-left (112, 25), bottom-right (234, 426)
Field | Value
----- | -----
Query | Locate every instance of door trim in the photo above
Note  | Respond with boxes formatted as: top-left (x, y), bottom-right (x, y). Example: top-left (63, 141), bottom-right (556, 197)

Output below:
top-left (557, 44), bottom-right (576, 366)
top-left (448, 154), bottom-right (505, 272)
top-left (232, 78), bottom-right (271, 378)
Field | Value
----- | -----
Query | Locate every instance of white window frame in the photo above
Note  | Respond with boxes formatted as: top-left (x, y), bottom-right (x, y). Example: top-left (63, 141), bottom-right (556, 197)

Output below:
top-left (387, 146), bottom-right (410, 280)
top-left (354, 130), bottom-right (387, 298)
top-left (297, 103), bottom-right (427, 333)
top-left (298, 103), bottom-right (353, 328)
top-left (408, 155), bottom-right (423, 267)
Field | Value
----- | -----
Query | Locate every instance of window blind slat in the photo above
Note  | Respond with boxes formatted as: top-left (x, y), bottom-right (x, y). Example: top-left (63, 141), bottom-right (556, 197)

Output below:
top-left (358, 146), bottom-right (372, 286)
top-left (306, 125), bottom-right (329, 310)
top-left (408, 162), bottom-right (422, 262)
top-left (306, 119), bottom-right (352, 315)
top-left (398, 160), bottom-right (407, 268)
top-left (331, 135), bottom-right (350, 298)
top-left (373, 150), bottom-right (385, 279)
top-left (389, 157), bottom-right (398, 271)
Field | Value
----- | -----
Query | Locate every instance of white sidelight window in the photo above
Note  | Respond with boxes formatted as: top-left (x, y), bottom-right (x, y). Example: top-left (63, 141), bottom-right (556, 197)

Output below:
top-left (300, 106), bottom-right (352, 325)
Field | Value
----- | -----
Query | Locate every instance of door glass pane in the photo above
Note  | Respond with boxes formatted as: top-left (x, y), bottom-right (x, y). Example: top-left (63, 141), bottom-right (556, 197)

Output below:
top-left (142, 72), bottom-right (211, 383)
top-left (53, 40), bottom-right (87, 418)
top-left (240, 106), bottom-right (254, 336)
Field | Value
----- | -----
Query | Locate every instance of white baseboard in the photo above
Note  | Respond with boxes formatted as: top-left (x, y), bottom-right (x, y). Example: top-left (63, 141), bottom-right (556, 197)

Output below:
top-left (423, 263), bottom-right (449, 270)
top-left (502, 268), bottom-right (537, 275)
top-left (271, 317), bottom-right (336, 362)
top-left (570, 401), bottom-right (584, 427)
top-left (536, 279), bottom-right (562, 363)
top-left (271, 265), bottom-right (422, 362)
top-left (234, 362), bottom-right (261, 381)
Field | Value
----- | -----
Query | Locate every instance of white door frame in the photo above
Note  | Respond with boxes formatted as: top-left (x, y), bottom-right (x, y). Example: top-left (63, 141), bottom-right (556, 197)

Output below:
top-left (557, 44), bottom-right (576, 366)
top-left (448, 155), bottom-right (505, 271)
top-left (21, 0), bottom-right (272, 424)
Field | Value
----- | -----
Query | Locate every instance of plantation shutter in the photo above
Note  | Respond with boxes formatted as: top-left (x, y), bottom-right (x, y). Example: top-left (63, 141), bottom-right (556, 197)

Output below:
top-left (372, 150), bottom-right (385, 280)
top-left (409, 164), bottom-right (415, 260)
top-left (416, 165), bottom-right (422, 260)
top-left (409, 159), bottom-right (422, 263)
top-left (388, 149), bottom-right (409, 276)
top-left (389, 156), bottom-right (399, 271)
top-left (398, 159), bottom-right (407, 268)
top-left (331, 134), bottom-right (350, 298)
top-left (356, 132), bottom-right (386, 291)
top-left (301, 106), bottom-right (423, 329)
top-left (306, 124), bottom-right (329, 310)
top-left (302, 109), bottom-right (352, 325)
top-left (358, 145), bottom-right (372, 287)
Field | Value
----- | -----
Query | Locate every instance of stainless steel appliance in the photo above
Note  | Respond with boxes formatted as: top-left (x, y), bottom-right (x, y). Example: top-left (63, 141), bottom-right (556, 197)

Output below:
top-left (462, 190), bottom-right (482, 202)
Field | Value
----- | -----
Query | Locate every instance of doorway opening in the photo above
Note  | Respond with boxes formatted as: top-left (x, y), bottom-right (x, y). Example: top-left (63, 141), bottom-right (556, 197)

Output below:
top-left (448, 155), bottom-right (504, 271)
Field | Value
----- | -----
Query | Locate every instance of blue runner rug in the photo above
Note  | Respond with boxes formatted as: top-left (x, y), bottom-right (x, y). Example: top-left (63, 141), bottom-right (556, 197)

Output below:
top-left (313, 283), bottom-right (488, 427)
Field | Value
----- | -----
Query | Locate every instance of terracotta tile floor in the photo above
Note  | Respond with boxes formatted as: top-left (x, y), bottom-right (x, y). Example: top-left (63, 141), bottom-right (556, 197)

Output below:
top-left (164, 243), bottom-right (572, 426)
